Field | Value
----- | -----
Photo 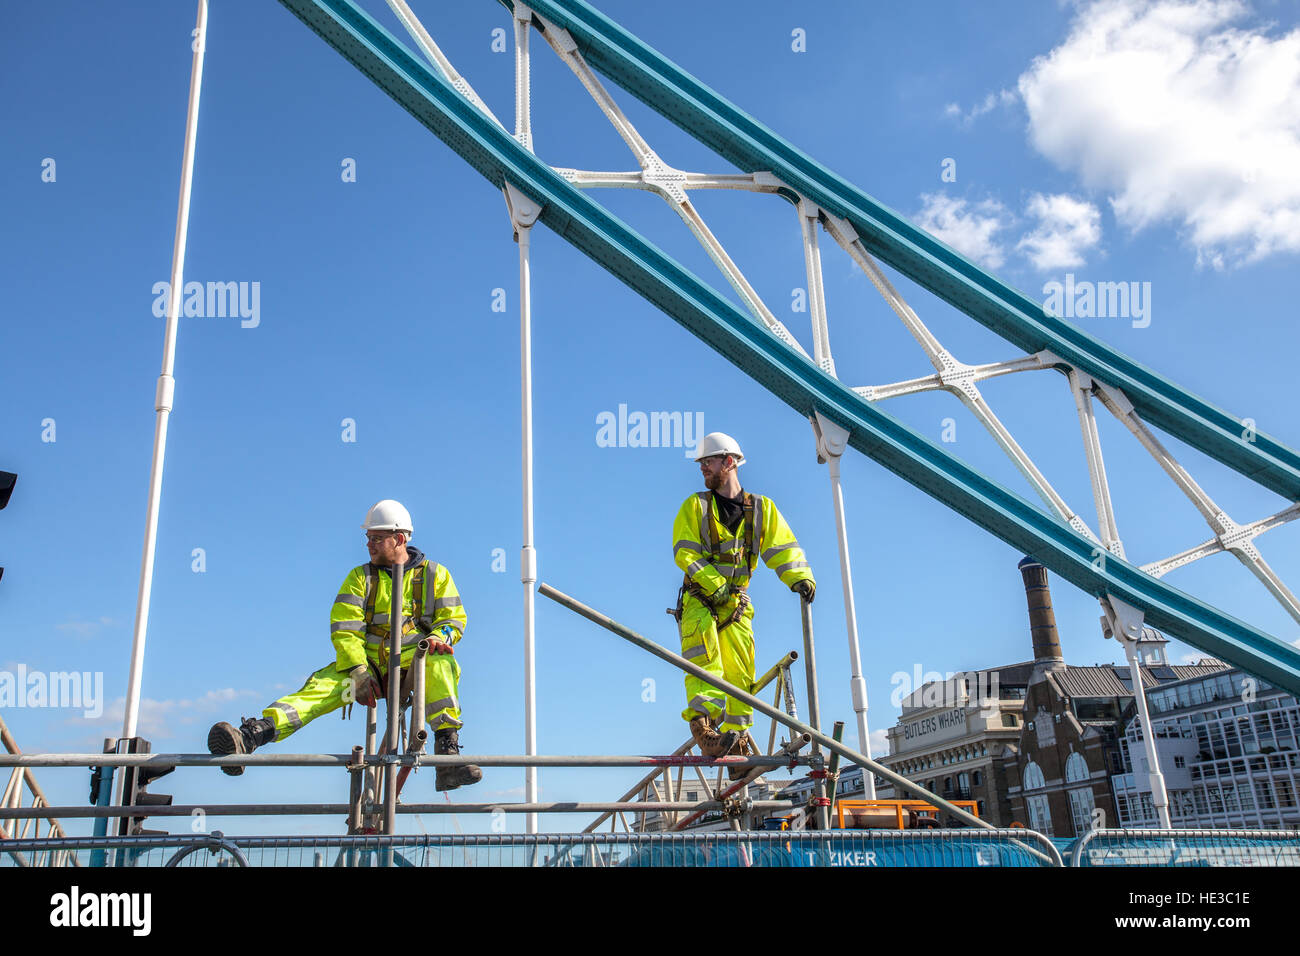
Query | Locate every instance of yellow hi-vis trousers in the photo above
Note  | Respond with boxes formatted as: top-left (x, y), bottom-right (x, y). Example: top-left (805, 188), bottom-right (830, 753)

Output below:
top-left (677, 593), bottom-right (755, 736)
top-left (263, 646), bottom-right (462, 741)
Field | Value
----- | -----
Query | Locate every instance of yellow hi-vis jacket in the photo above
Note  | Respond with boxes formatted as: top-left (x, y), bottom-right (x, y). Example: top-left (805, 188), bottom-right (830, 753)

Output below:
top-left (672, 491), bottom-right (815, 598)
top-left (328, 547), bottom-right (466, 672)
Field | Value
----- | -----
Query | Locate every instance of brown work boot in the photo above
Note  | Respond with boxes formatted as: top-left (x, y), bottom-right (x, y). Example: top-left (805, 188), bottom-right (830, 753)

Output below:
top-left (690, 715), bottom-right (738, 759)
top-left (727, 733), bottom-right (758, 781)
top-left (434, 728), bottom-right (482, 792)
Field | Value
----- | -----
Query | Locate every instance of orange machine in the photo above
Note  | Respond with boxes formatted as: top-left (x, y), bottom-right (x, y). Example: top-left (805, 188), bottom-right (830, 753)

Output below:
top-left (833, 799), bottom-right (981, 830)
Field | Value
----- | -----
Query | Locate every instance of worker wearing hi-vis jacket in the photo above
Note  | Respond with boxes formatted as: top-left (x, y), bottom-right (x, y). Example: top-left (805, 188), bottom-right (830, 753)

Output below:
top-left (207, 500), bottom-right (481, 791)
top-left (672, 432), bottom-right (815, 765)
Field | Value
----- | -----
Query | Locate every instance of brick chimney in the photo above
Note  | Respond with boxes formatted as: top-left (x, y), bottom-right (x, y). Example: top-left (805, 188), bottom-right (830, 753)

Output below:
top-left (1018, 557), bottom-right (1064, 664)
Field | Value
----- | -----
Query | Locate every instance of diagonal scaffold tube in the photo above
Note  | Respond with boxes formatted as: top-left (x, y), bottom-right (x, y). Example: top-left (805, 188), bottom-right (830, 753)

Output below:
top-left (537, 582), bottom-right (992, 831)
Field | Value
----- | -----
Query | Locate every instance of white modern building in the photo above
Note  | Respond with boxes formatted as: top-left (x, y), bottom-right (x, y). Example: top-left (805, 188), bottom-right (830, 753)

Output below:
top-left (1112, 666), bottom-right (1300, 830)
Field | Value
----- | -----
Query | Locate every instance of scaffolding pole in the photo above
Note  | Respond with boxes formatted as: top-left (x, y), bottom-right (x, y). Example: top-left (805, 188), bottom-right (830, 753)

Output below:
top-left (538, 582), bottom-right (993, 830)
top-left (0, 753), bottom-right (813, 769)
top-left (583, 650), bottom-right (800, 833)
top-left (0, 800), bottom-right (796, 821)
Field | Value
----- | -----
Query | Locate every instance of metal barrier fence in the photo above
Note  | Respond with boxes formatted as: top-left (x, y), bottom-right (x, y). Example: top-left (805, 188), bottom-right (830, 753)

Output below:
top-left (1070, 828), bottom-right (1300, 867)
top-left (1, 828), bottom-right (1062, 868)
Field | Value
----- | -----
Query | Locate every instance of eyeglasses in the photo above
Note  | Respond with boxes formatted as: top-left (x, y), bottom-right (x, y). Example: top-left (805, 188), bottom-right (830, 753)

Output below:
top-left (366, 532), bottom-right (400, 544)
top-left (700, 455), bottom-right (727, 466)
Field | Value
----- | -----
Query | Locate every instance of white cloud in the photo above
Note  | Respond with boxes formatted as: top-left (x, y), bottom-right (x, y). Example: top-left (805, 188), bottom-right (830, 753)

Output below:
top-left (1018, 0), bottom-right (1300, 267)
top-left (944, 88), bottom-right (1017, 125)
top-left (869, 727), bottom-right (891, 757)
top-left (88, 687), bottom-right (259, 740)
top-left (56, 616), bottom-right (116, 639)
top-left (914, 193), bottom-right (1013, 269)
top-left (1017, 192), bottom-right (1104, 269)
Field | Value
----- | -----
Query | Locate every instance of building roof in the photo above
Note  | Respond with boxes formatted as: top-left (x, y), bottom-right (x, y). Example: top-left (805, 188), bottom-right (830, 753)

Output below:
top-left (984, 661), bottom-right (1035, 685)
top-left (1049, 663), bottom-right (1228, 699)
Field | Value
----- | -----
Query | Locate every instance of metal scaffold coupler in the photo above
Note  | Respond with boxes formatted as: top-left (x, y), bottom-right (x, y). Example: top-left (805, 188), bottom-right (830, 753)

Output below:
top-left (723, 796), bottom-right (754, 820)
top-left (346, 745), bottom-right (366, 773)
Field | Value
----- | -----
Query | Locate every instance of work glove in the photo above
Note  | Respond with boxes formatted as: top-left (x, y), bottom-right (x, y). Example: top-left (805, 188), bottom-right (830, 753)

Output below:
top-left (793, 580), bottom-right (816, 604)
top-left (429, 625), bottom-right (456, 654)
top-left (349, 664), bottom-right (383, 707)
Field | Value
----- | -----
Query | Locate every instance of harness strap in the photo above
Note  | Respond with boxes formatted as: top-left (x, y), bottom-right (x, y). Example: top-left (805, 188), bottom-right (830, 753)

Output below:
top-left (363, 560), bottom-right (427, 641)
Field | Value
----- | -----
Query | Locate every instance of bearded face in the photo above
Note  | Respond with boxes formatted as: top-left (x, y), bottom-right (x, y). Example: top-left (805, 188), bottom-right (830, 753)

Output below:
top-left (700, 454), bottom-right (733, 491)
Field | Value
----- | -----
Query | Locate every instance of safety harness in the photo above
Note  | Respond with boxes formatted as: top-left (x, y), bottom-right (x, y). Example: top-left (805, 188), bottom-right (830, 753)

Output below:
top-left (673, 491), bottom-right (763, 631)
top-left (362, 561), bottom-right (446, 668)
top-left (346, 560), bottom-right (446, 722)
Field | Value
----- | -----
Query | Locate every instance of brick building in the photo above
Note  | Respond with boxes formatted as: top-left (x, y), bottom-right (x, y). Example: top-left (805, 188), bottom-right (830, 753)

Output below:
top-left (998, 557), bottom-right (1225, 837)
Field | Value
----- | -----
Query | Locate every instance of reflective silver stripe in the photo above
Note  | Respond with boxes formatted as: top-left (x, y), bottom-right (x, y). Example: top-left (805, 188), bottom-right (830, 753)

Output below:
top-left (268, 701), bottom-right (302, 730)
top-left (688, 694), bottom-right (725, 714)
top-left (331, 620), bottom-right (365, 633)
top-left (334, 593), bottom-right (364, 608)
top-left (685, 559), bottom-right (709, 576)
top-left (697, 492), bottom-right (712, 552)
top-left (776, 560), bottom-right (810, 575)
top-left (763, 541), bottom-right (797, 561)
top-left (424, 696), bottom-right (458, 716)
top-left (684, 644), bottom-right (709, 660)
top-left (720, 565), bottom-right (748, 578)
top-left (717, 537), bottom-right (739, 551)
top-left (373, 612), bottom-right (390, 625)
top-left (674, 539), bottom-right (703, 553)
top-left (402, 631), bottom-right (426, 647)
top-left (425, 561), bottom-right (438, 612)
top-left (429, 713), bottom-right (463, 730)
top-left (723, 712), bottom-right (754, 727)
top-left (432, 596), bottom-right (462, 610)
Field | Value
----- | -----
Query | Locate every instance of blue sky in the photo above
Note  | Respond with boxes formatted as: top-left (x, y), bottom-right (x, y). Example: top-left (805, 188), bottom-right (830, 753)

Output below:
top-left (2, 0), bottom-right (1298, 837)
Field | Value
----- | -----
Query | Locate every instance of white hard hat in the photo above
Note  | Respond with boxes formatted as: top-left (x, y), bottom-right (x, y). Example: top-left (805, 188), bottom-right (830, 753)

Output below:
top-left (694, 432), bottom-right (745, 466)
top-left (362, 499), bottom-right (413, 537)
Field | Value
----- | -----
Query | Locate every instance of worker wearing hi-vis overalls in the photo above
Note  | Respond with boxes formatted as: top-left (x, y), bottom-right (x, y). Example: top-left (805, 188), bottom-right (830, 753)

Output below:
top-left (672, 432), bottom-right (815, 766)
top-left (207, 500), bottom-right (481, 791)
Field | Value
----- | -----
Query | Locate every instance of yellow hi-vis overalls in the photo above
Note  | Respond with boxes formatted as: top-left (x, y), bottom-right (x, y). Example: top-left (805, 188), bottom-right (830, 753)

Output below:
top-left (672, 491), bottom-right (814, 736)
top-left (263, 557), bottom-right (468, 741)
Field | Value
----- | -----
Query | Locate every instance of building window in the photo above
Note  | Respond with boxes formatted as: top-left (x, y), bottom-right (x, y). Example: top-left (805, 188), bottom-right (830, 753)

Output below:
top-left (1173, 755), bottom-right (1185, 769)
top-left (1027, 794), bottom-right (1052, 835)
top-left (973, 771), bottom-right (983, 787)
top-left (686, 791), bottom-right (697, 801)
top-left (1023, 761), bottom-right (1046, 791)
top-left (1002, 714), bottom-right (1018, 727)
top-left (1068, 787), bottom-right (1096, 836)
top-left (1065, 752), bottom-right (1088, 783)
